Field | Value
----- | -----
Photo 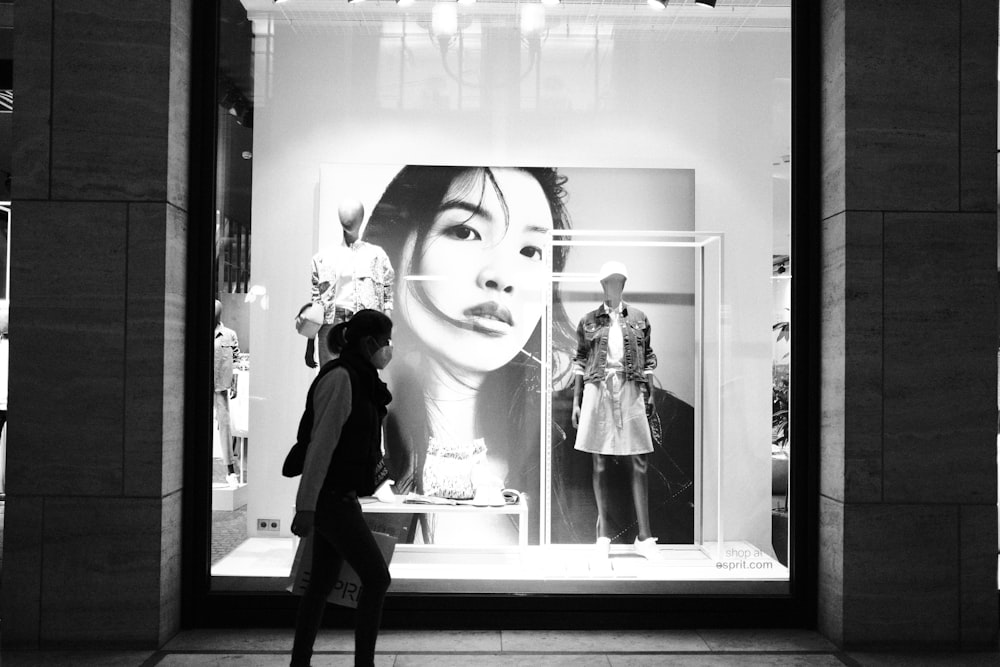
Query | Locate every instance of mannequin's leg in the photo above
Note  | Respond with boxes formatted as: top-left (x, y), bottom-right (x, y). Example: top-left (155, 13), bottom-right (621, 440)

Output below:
top-left (214, 391), bottom-right (234, 471)
top-left (630, 454), bottom-right (652, 541)
top-left (592, 454), bottom-right (612, 539)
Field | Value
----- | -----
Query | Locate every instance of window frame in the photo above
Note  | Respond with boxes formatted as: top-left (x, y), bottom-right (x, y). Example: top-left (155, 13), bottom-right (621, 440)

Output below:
top-left (181, 0), bottom-right (822, 628)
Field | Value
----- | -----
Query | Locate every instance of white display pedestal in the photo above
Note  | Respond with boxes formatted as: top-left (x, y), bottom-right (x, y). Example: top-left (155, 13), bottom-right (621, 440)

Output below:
top-left (213, 481), bottom-right (249, 512)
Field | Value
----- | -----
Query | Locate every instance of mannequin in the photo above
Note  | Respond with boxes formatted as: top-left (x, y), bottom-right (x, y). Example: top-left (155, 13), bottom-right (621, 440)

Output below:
top-left (304, 200), bottom-right (395, 368)
top-left (571, 261), bottom-right (660, 560)
top-left (214, 300), bottom-right (241, 488)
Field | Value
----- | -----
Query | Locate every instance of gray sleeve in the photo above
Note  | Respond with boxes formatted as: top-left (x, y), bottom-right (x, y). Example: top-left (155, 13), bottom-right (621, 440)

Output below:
top-left (295, 368), bottom-right (352, 511)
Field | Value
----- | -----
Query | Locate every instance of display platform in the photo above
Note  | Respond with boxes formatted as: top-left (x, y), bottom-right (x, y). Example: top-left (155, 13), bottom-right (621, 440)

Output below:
top-left (212, 480), bottom-right (248, 512)
top-left (361, 494), bottom-right (529, 549)
top-left (211, 539), bottom-right (789, 595)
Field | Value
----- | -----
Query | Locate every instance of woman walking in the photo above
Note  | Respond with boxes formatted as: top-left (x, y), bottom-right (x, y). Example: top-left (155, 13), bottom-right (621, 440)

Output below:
top-left (290, 309), bottom-right (394, 667)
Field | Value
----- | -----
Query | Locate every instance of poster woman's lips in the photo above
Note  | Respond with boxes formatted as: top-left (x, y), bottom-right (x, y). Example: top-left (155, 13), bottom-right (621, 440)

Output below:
top-left (465, 302), bottom-right (514, 328)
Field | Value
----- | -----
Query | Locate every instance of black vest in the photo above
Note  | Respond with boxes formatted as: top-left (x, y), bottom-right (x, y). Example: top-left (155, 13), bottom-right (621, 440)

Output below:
top-left (295, 351), bottom-right (391, 497)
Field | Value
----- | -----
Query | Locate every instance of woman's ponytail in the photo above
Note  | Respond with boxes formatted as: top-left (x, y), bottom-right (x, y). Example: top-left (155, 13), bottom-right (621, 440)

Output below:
top-left (332, 310), bottom-right (393, 354)
top-left (327, 321), bottom-right (350, 355)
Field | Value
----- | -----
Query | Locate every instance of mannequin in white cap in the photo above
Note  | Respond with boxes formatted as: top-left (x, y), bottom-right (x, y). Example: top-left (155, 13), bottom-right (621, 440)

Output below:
top-left (305, 199), bottom-right (395, 368)
top-left (571, 261), bottom-right (660, 561)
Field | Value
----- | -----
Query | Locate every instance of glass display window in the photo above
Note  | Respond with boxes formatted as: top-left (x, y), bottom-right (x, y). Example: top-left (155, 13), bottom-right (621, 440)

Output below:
top-left (207, 0), bottom-right (793, 597)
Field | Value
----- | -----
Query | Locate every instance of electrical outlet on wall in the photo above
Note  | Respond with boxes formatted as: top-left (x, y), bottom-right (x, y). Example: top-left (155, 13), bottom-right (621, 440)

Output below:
top-left (257, 518), bottom-right (280, 532)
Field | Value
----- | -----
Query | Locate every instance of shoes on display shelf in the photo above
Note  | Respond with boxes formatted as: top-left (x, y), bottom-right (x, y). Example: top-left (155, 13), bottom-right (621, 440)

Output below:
top-left (594, 536), bottom-right (611, 560)
top-left (589, 537), bottom-right (613, 571)
top-left (634, 536), bottom-right (661, 561)
top-left (471, 485), bottom-right (506, 507)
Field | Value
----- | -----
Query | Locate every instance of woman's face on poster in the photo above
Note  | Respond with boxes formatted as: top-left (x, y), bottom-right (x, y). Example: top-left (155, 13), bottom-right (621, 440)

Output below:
top-left (399, 168), bottom-right (552, 373)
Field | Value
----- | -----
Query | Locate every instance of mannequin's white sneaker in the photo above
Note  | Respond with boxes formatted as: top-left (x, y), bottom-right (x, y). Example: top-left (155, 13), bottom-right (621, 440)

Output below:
top-left (634, 536), bottom-right (661, 561)
top-left (226, 473), bottom-right (240, 489)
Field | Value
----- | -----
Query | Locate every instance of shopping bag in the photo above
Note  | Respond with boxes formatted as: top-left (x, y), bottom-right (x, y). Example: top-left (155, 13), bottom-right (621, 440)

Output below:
top-left (286, 531), bottom-right (396, 609)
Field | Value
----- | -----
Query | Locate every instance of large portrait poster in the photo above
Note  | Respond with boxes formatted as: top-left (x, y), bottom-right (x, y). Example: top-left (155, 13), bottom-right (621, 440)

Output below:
top-left (319, 164), bottom-right (695, 547)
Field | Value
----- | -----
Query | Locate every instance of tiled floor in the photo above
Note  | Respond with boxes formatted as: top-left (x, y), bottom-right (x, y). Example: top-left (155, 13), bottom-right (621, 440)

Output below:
top-left (211, 506), bottom-right (248, 566)
top-left (2, 629), bottom-right (998, 666)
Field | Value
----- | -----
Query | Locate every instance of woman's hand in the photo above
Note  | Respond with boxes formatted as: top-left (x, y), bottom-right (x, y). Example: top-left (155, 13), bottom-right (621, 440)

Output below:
top-left (291, 510), bottom-right (315, 537)
top-left (571, 402), bottom-right (581, 429)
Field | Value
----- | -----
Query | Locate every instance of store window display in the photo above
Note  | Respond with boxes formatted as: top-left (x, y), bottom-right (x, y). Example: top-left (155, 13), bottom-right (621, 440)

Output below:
top-left (305, 200), bottom-right (395, 368)
top-left (208, 0), bottom-right (792, 593)
top-left (217, 163), bottom-right (776, 588)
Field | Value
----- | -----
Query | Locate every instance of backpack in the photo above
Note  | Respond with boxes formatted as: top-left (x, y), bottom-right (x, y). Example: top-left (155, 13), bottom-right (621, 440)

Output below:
top-left (282, 361), bottom-right (346, 477)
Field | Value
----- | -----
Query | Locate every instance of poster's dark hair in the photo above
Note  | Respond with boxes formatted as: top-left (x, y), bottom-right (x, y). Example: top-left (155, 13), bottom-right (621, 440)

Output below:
top-left (328, 309), bottom-right (393, 354)
top-left (365, 166), bottom-right (577, 494)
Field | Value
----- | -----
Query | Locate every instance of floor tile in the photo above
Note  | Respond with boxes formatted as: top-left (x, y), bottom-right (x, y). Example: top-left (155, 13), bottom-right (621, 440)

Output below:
top-left (156, 655), bottom-right (395, 667)
top-left (393, 655), bottom-right (612, 667)
top-left (697, 629), bottom-right (838, 652)
top-left (163, 628), bottom-right (500, 656)
top-left (848, 652), bottom-right (1000, 666)
top-left (374, 629), bottom-right (501, 652)
top-left (502, 630), bottom-right (709, 652)
top-left (163, 628), bottom-right (296, 651)
top-left (310, 629), bottom-right (357, 652)
top-left (0, 651), bottom-right (154, 667)
top-left (608, 656), bottom-right (844, 667)
top-left (156, 656), bottom-right (291, 667)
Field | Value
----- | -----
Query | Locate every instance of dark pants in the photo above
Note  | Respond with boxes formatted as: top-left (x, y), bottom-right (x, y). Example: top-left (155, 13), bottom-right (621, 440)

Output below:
top-left (291, 491), bottom-right (391, 667)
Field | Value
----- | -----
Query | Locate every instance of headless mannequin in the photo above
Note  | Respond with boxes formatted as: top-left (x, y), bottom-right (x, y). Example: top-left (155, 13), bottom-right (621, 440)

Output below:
top-left (305, 201), bottom-right (365, 368)
top-left (214, 300), bottom-right (239, 485)
top-left (571, 273), bottom-right (656, 545)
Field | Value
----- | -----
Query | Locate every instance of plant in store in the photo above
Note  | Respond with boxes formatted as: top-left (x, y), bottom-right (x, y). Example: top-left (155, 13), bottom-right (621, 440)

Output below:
top-left (771, 317), bottom-right (790, 451)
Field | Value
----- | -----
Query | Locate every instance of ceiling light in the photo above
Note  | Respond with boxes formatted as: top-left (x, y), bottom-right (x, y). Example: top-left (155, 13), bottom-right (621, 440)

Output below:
top-left (647, 0), bottom-right (667, 9)
top-left (694, 0), bottom-right (717, 7)
top-left (432, 2), bottom-right (459, 36)
top-left (521, 4), bottom-right (546, 35)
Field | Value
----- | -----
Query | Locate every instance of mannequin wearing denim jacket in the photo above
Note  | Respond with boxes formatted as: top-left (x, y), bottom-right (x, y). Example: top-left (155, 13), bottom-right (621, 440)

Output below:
top-left (572, 302), bottom-right (656, 384)
top-left (571, 262), bottom-right (662, 561)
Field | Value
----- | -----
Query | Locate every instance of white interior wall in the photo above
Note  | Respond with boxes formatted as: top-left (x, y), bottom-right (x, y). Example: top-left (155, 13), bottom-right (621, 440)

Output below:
top-left (244, 21), bottom-right (789, 554)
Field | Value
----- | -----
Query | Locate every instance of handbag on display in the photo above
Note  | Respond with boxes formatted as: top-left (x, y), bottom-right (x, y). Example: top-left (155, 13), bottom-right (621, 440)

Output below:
top-left (294, 302), bottom-right (325, 338)
top-left (287, 530), bottom-right (397, 609)
top-left (421, 436), bottom-right (486, 500)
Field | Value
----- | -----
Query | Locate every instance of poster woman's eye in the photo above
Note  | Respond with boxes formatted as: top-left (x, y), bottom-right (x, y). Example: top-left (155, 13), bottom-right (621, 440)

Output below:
top-left (446, 224), bottom-right (482, 242)
top-left (520, 245), bottom-right (543, 261)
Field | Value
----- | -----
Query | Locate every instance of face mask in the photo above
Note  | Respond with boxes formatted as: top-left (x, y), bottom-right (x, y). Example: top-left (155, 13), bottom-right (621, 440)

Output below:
top-left (369, 338), bottom-right (393, 369)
